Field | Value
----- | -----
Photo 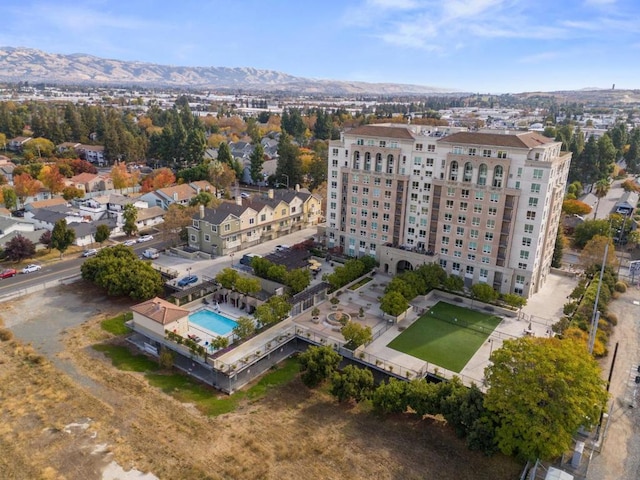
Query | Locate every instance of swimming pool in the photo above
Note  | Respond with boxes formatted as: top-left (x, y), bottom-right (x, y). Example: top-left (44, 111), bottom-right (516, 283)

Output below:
top-left (189, 309), bottom-right (238, 336)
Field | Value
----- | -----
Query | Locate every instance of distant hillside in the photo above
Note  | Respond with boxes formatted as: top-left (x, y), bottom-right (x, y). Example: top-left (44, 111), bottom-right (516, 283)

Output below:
top-left (0, 47), bottom-right (453, 95)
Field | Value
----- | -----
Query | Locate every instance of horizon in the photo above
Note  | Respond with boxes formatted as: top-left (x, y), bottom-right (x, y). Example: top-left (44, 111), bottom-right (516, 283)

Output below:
top-left (1, 0), bottom-right (639, 94)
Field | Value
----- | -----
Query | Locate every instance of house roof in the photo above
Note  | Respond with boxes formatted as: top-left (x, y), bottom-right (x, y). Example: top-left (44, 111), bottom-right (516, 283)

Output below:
top-left (29, 208), bottom-right (70, 224)
top-left (28, 197), bottom-right (67, 210)
top-left (131, 297), bottom-right (189, 325)
top-left (197, 202), bottom-right (246, 225)
top-left (615, 191), bottom-right (639, 209)
top-left (190, 180), bottom-right (215, 193)
top-left (77, 144), bottom-right (105, 152)
top-left (346, 125), bottom-right (416, 140)
top-left (136, 206), bottom-right (166, 221)
top-left (156, 184), bottom-right (198, 202)
top-left (69, 218), bottom-right (116, 238)
top-left (438, 131), bottom-right (555, 149)
top-left (70, 172), bottom-right (99, 183)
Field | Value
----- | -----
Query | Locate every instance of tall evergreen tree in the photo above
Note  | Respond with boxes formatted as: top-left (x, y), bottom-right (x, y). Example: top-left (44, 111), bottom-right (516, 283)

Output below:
top-left (276, 133), bottom-right (302, 187)
top-left (249, 144), bottom-right (265, 184)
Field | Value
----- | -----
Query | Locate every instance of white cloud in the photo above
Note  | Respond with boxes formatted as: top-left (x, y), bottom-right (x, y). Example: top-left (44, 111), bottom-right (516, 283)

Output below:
top-left (367, 0), bottom-right (420, 9)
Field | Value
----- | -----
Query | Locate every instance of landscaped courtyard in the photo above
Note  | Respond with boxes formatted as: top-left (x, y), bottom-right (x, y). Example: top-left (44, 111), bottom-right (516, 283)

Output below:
top-left (387, 301), bottom-right (503, 372)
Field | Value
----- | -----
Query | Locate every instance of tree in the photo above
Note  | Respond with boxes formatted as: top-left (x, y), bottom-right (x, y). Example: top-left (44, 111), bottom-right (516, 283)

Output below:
top-left (593, 179), bottom-right (610, 219)
top-left (39, 229), bottom-right (52, 250)
top-left (217, 142), bottom-right (232, 165)
top-left (298, 345), bottom-right (341, 388)
top-left (285, 268), bottom-right (311, 294)
top-left (232, 316), bottom-right (256, 340)
top-left (249, 143), bottom-right (265, 185)
top-left (484, 337), bottom-right (608, 461)
top-left (380, 291), bottom-right (409, 317)
top-left (372, 378), bottom-right (410, 414)
top-left (254, 295), bottom-right (290, 326)
top-left (81, 245), bottom-right (163, 300)
top-left (215, 268), bottom-right (239, 289)
top-left (471, 283), bottom-right (498, 303)
top-left (275, 133), bottom-right (302, 187)
top-left (628, 229), bottom-right (640, 249)
top-left (501, 292), bottom-right (527, 310)
top-left (2, 186), bottom-right (17, 210)
top-left (443, 274), bottom-right (464, 291)
top-left (110, 162), bottom-right (132, 191)
top-left (189, 191), bottom-right (215, 208)
top-left (184, 128), bottom-right (207, 165)
top-left (51, 219), bottom-right (76, 258)
top-left (23, 137), bottom-right (55, 158)
top-left (340, 321), bottom-right (372, 348)
top-left (551, 226), bottom-right (565, 268)
top-left (13, 173), bottom-right (40, 206)
top-left (580, 235), bottom-right (618, 270)
top-left (208, 160), bottom-right (237, 195)
top-left (235, 276), bottom-right (261, 296)
top-left (4, 234), bottom-right (35, 262)
top-left (141, 167), bottom-right (176, 193)
top-left (211, 336), bottom-right (229, 350)
top-left (62, 186), bottom-right (84, 201)
top-left (562, 199), bottom-right (592, 216)
top-left (330, 365), bottom-right (374, 403)
top-left (122, 204), bottom-right (138, 236)
top-left (39, 165), bottom-right (66, 194)
top-left (160, 204), bottom-right (195, 243)
top-left (95, 224), bottom-right (111, 245)
top-left (573, 219), bottom-right (611, 249)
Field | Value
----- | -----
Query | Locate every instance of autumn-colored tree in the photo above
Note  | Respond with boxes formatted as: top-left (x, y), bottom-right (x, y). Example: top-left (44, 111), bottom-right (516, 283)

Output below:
top-left (160, 204), bottom-right (196, 243)
top-left (39, 165), bottom-right (66, 194)
top-left (621, 178), bottom-right (640, 192)
top-left (23, 137), bottom-right (55, 159)
top-left (65, 158), bottom-right (97, 175)
top-left (141, 167), bottom-right (176, 193)
top-left (13, 173), bottom-right (41, 205)
top-left (110, 163), bottom-right (131, 191)
top-left (62, 186), bottom-right (85, 201)
top-left (208, 161), bottom-right (236, 195)
top-left (207, 133), bottom-right (226, 148)
top-left (580, 235), bottom-right (618, 270)
top-left (562, 199), bottom-right (592, 216)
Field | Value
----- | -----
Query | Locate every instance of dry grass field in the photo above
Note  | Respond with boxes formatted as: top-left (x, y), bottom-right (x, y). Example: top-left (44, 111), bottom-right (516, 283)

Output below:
top-left (0, 286), bottom-right (523, 480)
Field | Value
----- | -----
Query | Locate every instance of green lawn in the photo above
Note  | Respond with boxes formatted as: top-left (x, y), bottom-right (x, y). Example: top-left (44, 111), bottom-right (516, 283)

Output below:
top-left (100, 312), bottom-right (133, 336)
top-left (387, 301), bottom-right (502, 372)
top-left (93, 343), bottom-right (300, 416)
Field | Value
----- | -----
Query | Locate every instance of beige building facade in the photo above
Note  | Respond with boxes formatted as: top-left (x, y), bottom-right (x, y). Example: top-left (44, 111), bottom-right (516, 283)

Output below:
top-left (327, 125), bottom-right (571, 297)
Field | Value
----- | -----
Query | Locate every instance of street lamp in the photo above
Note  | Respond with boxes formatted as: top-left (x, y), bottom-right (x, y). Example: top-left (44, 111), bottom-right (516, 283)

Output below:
top-left (281, 173), bottom-right (289, 189)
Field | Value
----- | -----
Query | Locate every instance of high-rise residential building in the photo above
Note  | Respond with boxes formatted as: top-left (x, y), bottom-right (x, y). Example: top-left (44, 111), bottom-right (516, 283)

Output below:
top-left (326, 124), bottom-right (571, 297)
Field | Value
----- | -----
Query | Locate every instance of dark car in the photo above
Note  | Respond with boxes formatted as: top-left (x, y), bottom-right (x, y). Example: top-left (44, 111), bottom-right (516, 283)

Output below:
top-left (0, 268), bottom-right (17, 279)
top-left (177, 275), bottom-right (199, 287)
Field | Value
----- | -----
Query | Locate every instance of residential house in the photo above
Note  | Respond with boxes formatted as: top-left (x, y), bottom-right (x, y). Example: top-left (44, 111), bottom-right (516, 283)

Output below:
top-left (187, 188), bottom-right (322, 255)
top-left (25, 197), bottom-right (68, 212)
top-left (66, 172), bottom-right (114, 193)
top-left (76, 145), bottom-right (106, 166)
top-left (0, 157), bottom-right (16, 184)
top-left (24, 205), bottom-right (88, 230)
top-left (139, 181), bottom-right (215, 210)
top-left (57, 142), bottom-right (81, 155)
top-left (69, 218), bottom-right (118, 246)
top-left (135, 206), bottom-right (166, 231)
top-left (0, 215), bottom-right (42, 247)
top-left (131, 297), bottom-right (190, 338)
top-left (8, 136), bottom-right (32, 152)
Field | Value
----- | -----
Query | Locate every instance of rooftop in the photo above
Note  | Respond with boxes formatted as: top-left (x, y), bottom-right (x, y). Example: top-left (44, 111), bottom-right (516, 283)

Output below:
top-left (131, 297), bottom-right (189, 325)
top-left (438, 131), bottom-right (556, 149)
top-left (346, 124), bottom-right (416, 140)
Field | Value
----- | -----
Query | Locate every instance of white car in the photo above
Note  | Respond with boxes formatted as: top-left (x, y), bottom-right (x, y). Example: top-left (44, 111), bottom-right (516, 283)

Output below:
top-left (22, 264), bottom-right (42, 274)
top-left (137, 235), bottom-right (154, 243)
top-left (82, 248), bottom-right (98, 257)
top-left (123, 239), bottom-right (137, 247)
top-left (275, 245), bottom-right (290, 252)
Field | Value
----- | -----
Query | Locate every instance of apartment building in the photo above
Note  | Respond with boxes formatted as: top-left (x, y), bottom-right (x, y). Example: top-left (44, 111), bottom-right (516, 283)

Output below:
top-left (326, 125), bottom-right (571, 297)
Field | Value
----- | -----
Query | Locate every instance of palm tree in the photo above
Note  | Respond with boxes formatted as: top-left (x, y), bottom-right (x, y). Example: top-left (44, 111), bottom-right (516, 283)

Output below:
top-left (593, 179), bottom-right (610, 219)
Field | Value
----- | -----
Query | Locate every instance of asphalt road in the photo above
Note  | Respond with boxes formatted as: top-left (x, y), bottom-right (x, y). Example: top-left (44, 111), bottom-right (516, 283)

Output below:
top-left (0, 237), bottom-right (169, 298)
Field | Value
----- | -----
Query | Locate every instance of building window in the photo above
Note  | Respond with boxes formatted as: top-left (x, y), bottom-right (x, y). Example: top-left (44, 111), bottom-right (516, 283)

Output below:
top-left (526, 211), bottom-right (536, 220)
top-left (461, 189), bottom-right (470, 198)
top-left (524, 224), bottom-right (534, 233)
top-left (460, 202), bottom-right (468, 211)
top-left (482, 244), bottom-right (492, 254)
top-left (482, 256), bottom-right (490, 264)
top-left (442, 236), bottom-right (450, 245)
top-left (458, 215), bottom-right (466, 224)
top-left (473, 204), bottom-right (482, 213)
top-left (449, 161), bottom-right (459, 181)
top-left (475, 191), bottom-right (484, 200)
top-left (470, 229), bottom-right (479, 239)
top-left (487, 219), bottom-right (495, 229)
top-left (466, 265), bottom-right (474, 275)
top-left (533, 168), bottom-right (543, 179)
top-left (463, 162), bottom-right (473, 182)
top-left (485, 232), bottom-right (494, 241)
top-left (468, 148), bottom-right (476, 156)
top-left (520, 250), bottom-right (529, 260)
top-left (416, 143), bottom-right (423, 151)
top-left (522, 237), bottom-right (532, 246)
top-left (224, 223), bottom-right (230, 232)
top-left (498, 151), bottom-right (507, 159)
top-left (439, 259), bottom-right (447, 268)
top-left (447, 187), bottom-right (455, 196)
top-left (190, 234), bottom-right (196, 242)
top-left (443, 224), bottom-right (451, 233)
top-left (471, 217), bottom-right (480, 226)
top-left (518, 262), bottom-right (528, 270)
top-left (480, 268), bottom-right (488, 280)
top-left (441, 247), bottom-right (449, 255)
top-left (529, 197), bottom-right (538, 207)
top-left (492, 165), bottom-right (504, 188)
top-left (488, 207), bottom-right (497, 216)
top-left (212, 225), bottom-right (218, 232)
top-left (455, 239), bottom-right (463, 248)
top-left (452, 262), bottom-right (461, 273)
top-left (444, 213), bottom-right (453, 222)
top-left (490, 193), bottom-right (499, 203)
top-left (531, 183), bottom-right (541, 194)
top-left (468, 241), bottom-right (477, 251)
top-left (446, 200), bottom-right (454, 209)
top-left (478, 164), bottom-right (488, 186)
top-left (483, 149), bottom-right (491, 157)
top-left (454, 250), bottom-right (462, 257)
top-left (457, 226), bottom-right (465, 236)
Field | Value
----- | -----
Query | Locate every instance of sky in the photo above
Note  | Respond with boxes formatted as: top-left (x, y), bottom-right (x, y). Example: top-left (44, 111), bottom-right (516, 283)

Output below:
top-left (1, 0), bottom-right (639, 93)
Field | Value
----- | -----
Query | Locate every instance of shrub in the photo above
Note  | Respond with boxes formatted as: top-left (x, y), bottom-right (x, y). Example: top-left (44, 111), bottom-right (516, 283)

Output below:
top-left (604, 312), bottom-right (618, 326)
top-left (563, 302), bottom-right (578, 316)
top-left (0, 328), bottom-right (13, 341)
top-left (614, 281), bottom-right (627, 293)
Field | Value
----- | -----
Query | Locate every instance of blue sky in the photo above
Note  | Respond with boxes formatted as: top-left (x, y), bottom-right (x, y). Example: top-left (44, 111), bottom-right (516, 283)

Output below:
top-left (1, 0), bottom-right (639, 93)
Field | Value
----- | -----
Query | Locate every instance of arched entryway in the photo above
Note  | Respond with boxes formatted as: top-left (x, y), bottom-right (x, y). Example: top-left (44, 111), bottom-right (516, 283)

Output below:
top-left (397, 260), bottom-right (414, 273)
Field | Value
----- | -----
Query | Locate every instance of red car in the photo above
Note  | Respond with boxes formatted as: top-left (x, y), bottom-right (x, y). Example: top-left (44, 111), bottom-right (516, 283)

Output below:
top-left (0, 268), bottom-right (17, 279)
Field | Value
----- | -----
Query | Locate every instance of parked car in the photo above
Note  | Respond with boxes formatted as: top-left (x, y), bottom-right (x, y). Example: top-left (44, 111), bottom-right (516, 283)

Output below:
top-left (82, 248), bottom-right (98, 257)
top-left (0, 268), bottom-right (18, 279)
top-left (240, 192), bottom-right (250, 198)
top-left (275, 245), bottom-right (290, 252)
top-left (123, 239), bottom-right (137, 247)
top-left (137, 235), bottom-right (154, 243)
top-left (22, 264), bottom-right (42, 274)
top-left (177, 275), bottom-right (199, 287)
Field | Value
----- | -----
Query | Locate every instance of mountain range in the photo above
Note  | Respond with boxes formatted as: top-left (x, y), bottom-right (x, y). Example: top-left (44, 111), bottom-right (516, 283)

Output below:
top-left (0, 47), bottom-right (454, 95)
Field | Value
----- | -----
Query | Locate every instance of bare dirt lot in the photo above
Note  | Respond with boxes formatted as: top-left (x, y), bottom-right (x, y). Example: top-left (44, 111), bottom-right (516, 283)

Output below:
top-left (0, 282), bottom-right (523, 480)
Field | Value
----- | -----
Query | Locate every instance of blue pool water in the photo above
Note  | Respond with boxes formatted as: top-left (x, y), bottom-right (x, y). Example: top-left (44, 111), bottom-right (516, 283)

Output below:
top-left (189, 309), bottom-right (238, 336)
